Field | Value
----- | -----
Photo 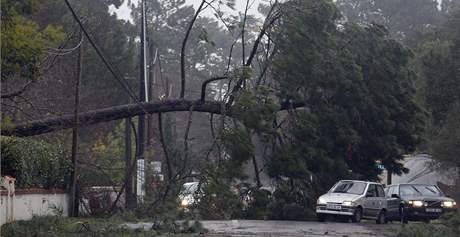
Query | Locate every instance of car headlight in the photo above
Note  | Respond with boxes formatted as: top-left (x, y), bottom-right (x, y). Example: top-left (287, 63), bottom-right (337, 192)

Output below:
top-left (442, 201), bottom-right (456, 208)
top-left (181, 199), bottom-right (189, 207)
top-left (317, 198), bottom-right (326, 205)
top-left (408, 200), bottom-right (424, 207)
top-left (342, 201), bottom-right (353, 206)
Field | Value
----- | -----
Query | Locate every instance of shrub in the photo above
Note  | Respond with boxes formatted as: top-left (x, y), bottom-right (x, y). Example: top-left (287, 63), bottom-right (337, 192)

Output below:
top-left (266, 180), bottom-right (317, 221)
top-left (1, 136), bottom-right (70, 189)
top-left (194, 181), bottom-right (243, 220)
top-left (243, 189), bottom-right (272, 219)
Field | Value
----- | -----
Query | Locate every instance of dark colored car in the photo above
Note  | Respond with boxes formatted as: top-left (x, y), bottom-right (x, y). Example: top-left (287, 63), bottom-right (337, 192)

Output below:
top-left (385, 183), bottom-right (457, 223)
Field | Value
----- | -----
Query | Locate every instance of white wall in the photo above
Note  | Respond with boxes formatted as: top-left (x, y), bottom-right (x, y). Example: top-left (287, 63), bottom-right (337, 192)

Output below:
top-left (0, 190), bottom-right (69, 226)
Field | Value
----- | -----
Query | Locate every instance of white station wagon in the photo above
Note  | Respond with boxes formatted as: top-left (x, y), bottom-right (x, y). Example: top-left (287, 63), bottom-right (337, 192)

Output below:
top-left (316, 180), bottom-right (390, 223)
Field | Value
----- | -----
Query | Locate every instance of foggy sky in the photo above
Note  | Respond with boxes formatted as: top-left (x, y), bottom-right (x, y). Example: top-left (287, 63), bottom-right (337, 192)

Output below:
top-left (109, 0), bottom-right (266, 23)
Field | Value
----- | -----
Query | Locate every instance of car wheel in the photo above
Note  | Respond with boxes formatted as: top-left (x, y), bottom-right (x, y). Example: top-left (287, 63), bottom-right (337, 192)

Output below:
top-left (352, 207), bottom-right (362, 223)
top-left (399, 206), bottom-right (408, 224)
top-left (317, 214), bottom-right (326, 222)
top-left (376, 210), bottom-right (386, 224)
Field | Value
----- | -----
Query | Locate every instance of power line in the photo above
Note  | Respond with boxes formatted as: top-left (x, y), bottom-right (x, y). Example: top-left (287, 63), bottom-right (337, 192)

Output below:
top-left (48, 35), bottom-right (83, 55)
top-left (63, 0), bottom-right (139, 102)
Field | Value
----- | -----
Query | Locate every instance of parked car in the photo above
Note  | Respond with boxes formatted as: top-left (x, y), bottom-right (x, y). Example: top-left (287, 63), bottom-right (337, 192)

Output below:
top-left (178, 182), bottom-right (201, 209)
top-left (385, 183), bottom-right (457, 223)
top-left (316, 180), bottom-right (392, 223)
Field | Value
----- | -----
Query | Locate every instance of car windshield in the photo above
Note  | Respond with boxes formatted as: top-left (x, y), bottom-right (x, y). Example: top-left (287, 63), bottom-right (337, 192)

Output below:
top-left (180, 182), bottom-right (199, 196)
top-left (399, 184), bottom-right (443, 197)
top-left (331, 181), bottom-right (366, 195)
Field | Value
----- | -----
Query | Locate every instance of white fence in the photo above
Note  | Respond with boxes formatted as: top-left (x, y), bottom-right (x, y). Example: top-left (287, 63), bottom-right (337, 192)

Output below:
top-left (0, 189), bottom-right (69, 226)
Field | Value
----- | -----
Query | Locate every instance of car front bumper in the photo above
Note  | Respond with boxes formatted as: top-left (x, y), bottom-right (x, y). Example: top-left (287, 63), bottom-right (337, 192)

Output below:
top-left (405, 207), bottom-right (456, 220)
top-left (316, 205), bottom-right (355, 216)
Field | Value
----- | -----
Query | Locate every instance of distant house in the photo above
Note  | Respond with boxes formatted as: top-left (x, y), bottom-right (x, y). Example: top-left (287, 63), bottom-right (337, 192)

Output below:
top-left (391, 154), bottom-right (457, 185)
top-left (390, 154), bottom-right (459, 200)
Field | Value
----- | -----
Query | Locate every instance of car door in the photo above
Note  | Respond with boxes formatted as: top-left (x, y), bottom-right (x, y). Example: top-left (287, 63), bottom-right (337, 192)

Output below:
top-left (363, 184), bottom-right (379, 217)
top-left (386, 186), bottom-right (401, 219)
top-left (375, 184), bottom-right (386, 213)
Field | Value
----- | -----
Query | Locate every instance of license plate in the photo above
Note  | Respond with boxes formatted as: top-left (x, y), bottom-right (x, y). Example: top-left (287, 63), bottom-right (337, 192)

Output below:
top-left (327, 204), bottom-right (342, 210)
top-left (426, 208), bottom-right (442, 213)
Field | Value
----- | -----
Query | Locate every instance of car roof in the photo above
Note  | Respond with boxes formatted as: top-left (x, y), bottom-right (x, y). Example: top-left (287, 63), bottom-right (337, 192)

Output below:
top-left (339, 180), bottom-right (382, 185)
top-left (387, 183), bottom-right (439, 186)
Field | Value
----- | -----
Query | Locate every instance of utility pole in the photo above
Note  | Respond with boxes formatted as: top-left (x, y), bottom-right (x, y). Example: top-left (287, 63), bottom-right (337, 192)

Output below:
top-left (69, 31), bottom-right (83, 217)
top-left (125, 109), bottom-right (136, 208)
top-left (147, 42), bottom-right (156, 150)
top-left (136, 0), bottom-right (148, 203)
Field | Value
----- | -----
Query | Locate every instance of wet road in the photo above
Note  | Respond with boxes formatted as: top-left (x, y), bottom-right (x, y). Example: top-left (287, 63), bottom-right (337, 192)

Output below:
top-left (202, 220), bottom-right (395, 237)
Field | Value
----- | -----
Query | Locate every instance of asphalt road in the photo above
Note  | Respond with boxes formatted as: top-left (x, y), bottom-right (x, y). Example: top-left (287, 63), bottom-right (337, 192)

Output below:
top-left (202, 220), bottom-right (395, 237)
top-left (125, 220), bottom-right (397, 237)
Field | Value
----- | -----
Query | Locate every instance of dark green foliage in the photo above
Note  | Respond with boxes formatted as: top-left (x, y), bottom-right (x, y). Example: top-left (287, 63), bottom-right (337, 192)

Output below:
top-left (1, 0), bottom-right (64, 81)
top-left (193, 180), bottom-right (243, 220)
top-left (79, 122), bottom-right (127, 187)
top-left (1, 215), bottom-right (205, 236)
top-left (272, 0), bottom-right (424, 181)
top-left (0, 216), bottom-right (164, 237)
top-left (220, 128), bottom-right (254, 179)
top-left (0, 136), bottom-right (70, 189)
top-left (431, 105), bottom-right (460, 171)
top-left (268, 112), bottom-right (351, 183)
top-left (233, 86), bottom-right (280, 137)
top-left (267, 180), bottom-right (316, 221)
top-left (420, 10), bottom-right (460, 126)
top-left (339, 24), bottom-right (424, 177)
top-left (415, 10), bottom-right (460, 172)
top-left (242, 189), bottom-right (272, 219)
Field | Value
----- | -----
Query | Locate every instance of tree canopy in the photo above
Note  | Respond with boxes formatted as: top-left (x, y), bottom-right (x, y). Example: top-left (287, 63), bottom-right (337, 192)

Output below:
top-left (271, 0), bottom-right (423, 182)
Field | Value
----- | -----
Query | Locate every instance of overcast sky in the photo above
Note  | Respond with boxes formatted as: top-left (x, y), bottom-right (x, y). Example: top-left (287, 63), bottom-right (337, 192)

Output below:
top-left (109, 0), bottom-right (267, 23)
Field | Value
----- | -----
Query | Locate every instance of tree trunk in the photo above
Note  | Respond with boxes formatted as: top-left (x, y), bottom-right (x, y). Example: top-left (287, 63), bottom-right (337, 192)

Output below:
top-left (1, 101), bottom-right (305, 137)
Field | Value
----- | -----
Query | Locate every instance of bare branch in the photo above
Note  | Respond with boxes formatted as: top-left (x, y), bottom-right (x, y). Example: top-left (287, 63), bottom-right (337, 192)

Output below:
top-left (1, 81), bottom-right (33, 99)
top-left (180, 0), bottom-right (207, 99)
top-left (158, 113), bottom-right (173, 180)
top-left (229, 2), bottom-right (280, 100)
top-left (181, 105), bottom-right (194, 175)
top-left (241, 0), bottom-right (251, 65)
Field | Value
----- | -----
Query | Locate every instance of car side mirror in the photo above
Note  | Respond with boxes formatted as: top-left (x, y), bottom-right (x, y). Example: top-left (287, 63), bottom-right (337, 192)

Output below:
top-left (391, 194), bottom-right (400, 199)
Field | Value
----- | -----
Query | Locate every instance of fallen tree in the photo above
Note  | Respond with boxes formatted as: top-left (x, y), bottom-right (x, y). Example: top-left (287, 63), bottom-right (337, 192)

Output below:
top-left (1, 100), bottom-right (305, 137)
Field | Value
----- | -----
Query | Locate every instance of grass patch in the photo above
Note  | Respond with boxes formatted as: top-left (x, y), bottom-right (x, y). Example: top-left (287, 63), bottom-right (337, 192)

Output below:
top-left (395, 212), bottom-right (460, 237)
top-left (1, 216), bottom-right (204, 237)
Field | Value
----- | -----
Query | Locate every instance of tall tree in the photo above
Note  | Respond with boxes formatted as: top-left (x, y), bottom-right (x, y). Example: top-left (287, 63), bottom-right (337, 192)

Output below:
top-left (271, 0), bottom-right (424, 183)
top-left (419, 10), bottom-right (460, 175)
